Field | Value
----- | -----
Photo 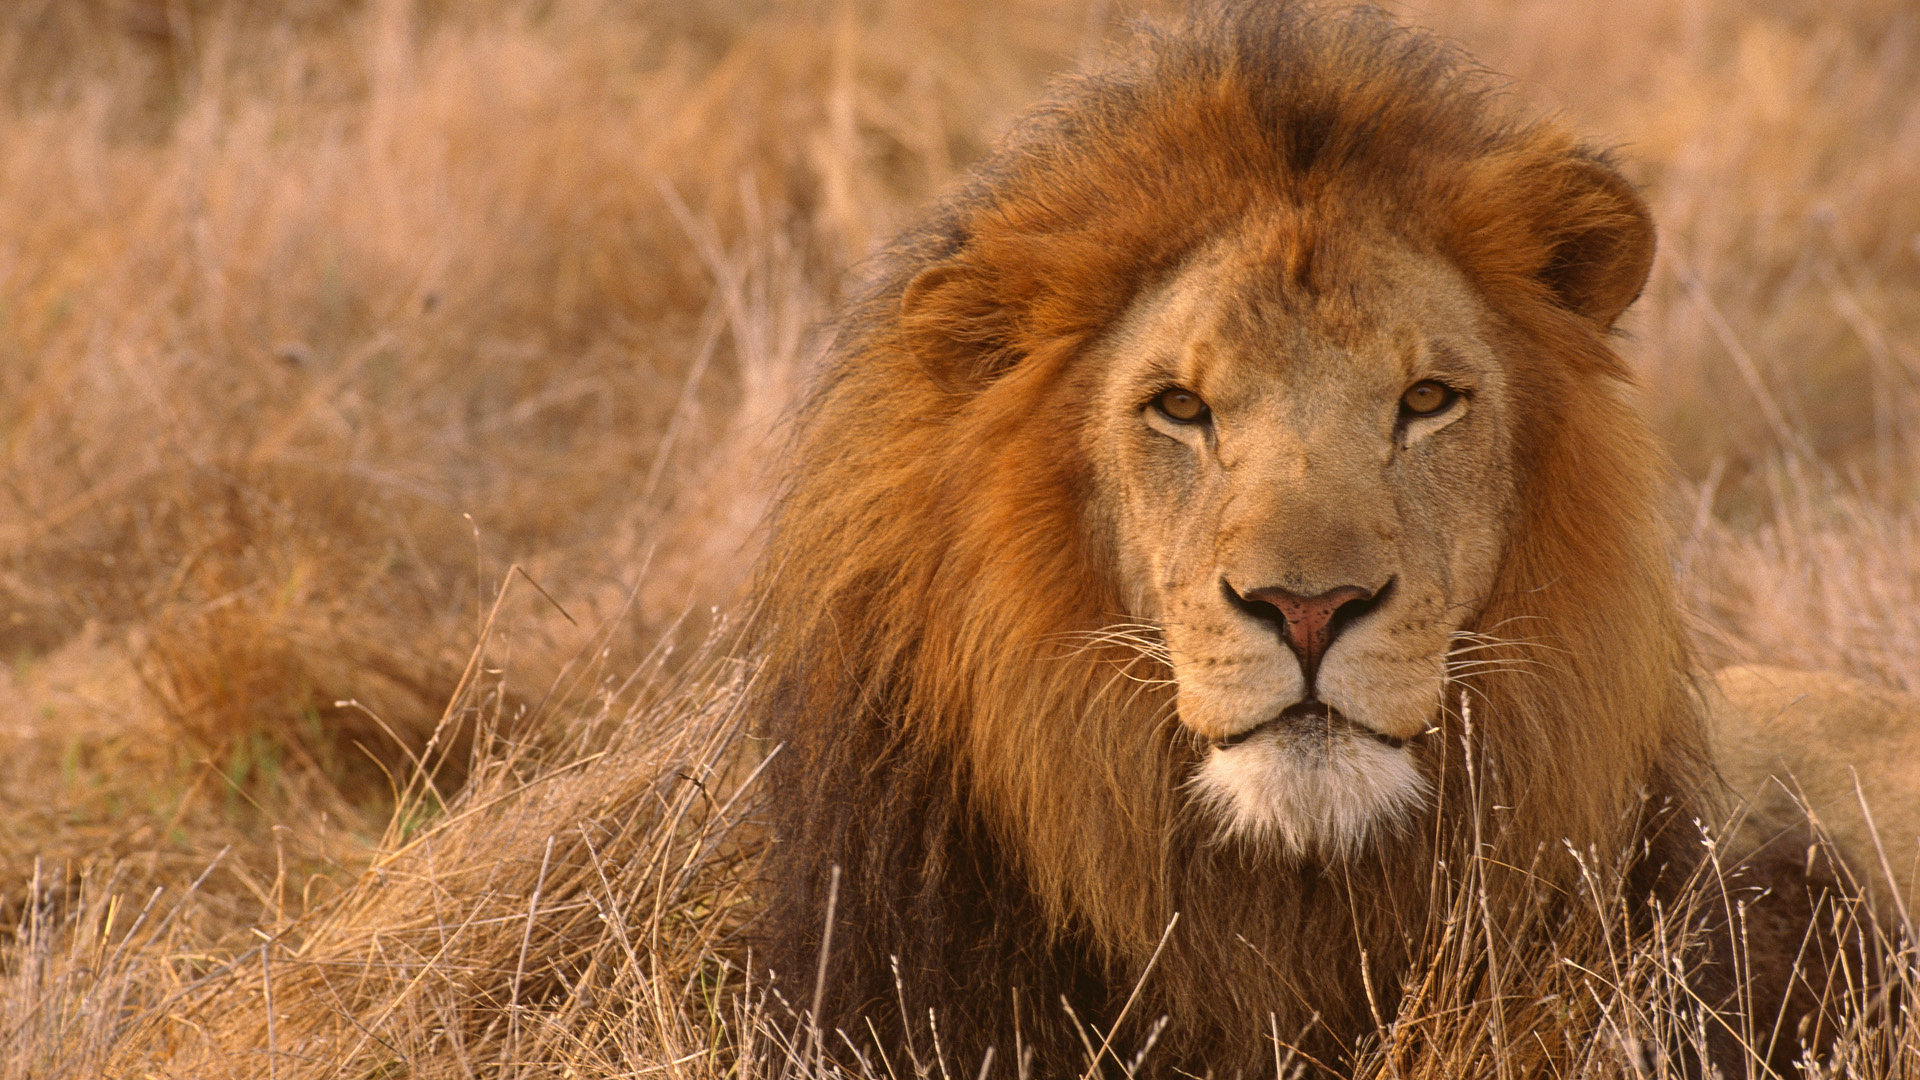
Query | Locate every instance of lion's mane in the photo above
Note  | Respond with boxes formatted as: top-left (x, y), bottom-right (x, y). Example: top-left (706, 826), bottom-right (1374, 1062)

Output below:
top-left (750, 3), bottom-right (1806, 1074)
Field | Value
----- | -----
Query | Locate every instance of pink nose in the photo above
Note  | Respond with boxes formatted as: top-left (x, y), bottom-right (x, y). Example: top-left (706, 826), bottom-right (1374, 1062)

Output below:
top-left (1240, 583), bottom-right (1380, 685)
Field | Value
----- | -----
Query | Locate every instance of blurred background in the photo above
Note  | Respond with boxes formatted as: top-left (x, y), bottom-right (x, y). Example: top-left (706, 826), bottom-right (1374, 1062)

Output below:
top-left (0, 0), bottom-right (1913, 970)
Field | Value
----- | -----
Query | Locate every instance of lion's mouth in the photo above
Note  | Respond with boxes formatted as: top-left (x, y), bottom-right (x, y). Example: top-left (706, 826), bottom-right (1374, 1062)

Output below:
top-left (1212, 702), bottom-right (1408, 751)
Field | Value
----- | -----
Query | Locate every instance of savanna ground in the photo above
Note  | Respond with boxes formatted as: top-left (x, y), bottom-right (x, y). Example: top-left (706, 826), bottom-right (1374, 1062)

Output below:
top-left (0, 0), bottom-right (1916, 1076)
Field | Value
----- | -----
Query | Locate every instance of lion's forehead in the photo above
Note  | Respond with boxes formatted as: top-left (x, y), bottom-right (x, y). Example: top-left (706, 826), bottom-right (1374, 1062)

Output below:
top-left (1118, 222), bottom-right (1499, 411)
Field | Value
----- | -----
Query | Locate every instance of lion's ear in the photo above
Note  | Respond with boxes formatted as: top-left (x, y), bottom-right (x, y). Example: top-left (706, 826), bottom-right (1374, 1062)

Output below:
top-left (1537, 156), bottom-right (1656, 330)
top-left (899, 260), bottom-right (1018, 388)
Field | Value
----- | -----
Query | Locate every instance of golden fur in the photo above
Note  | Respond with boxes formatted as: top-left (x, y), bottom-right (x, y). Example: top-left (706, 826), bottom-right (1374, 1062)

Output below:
top-left (752, 4), bottom-right (1853, 1074)
top-left (1712, 664), bottom-right (1920, 915)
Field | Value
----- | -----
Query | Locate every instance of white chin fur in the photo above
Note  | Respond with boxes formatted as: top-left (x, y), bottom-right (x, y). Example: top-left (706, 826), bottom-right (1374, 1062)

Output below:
top-left (1190, 727), bottom-right (1430, 861)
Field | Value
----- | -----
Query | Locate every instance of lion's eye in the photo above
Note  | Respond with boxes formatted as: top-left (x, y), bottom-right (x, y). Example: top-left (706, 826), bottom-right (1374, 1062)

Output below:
top-left (1152, 387), bottom-right (1210, 424)
top-left (1400, 380), bottom-right (1458, 417)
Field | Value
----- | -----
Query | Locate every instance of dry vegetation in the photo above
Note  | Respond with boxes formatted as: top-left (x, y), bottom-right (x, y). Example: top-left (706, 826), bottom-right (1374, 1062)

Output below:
top-left (0, 0), bottom-right (1915, 1076)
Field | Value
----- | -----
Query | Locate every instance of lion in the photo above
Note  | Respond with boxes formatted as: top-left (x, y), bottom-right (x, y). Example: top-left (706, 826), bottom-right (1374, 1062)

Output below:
top-left (750, 3), bottom-right (1868, 1075)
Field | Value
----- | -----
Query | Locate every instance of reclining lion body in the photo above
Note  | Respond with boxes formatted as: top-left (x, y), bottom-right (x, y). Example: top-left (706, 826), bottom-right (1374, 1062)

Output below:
top-left (1712, 664), bottom-right (1920, 919)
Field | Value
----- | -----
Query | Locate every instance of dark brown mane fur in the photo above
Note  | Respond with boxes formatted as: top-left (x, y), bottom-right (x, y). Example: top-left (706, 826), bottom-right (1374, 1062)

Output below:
top-left (749, 3), bottom-right (1844, 1075)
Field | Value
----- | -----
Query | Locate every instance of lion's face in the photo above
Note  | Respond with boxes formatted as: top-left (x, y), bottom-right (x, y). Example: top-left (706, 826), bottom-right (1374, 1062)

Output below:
top-left (1087, 222), bottom-right (1518, 859)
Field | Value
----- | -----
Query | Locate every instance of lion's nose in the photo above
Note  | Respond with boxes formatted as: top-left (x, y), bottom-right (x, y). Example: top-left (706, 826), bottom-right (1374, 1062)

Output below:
top-left (1229, 580), bottom-right (1388, 687)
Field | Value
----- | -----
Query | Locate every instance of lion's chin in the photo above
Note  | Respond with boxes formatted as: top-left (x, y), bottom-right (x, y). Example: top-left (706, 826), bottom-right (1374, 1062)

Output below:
top-left (1189, 720), bottom-right (1430, 862)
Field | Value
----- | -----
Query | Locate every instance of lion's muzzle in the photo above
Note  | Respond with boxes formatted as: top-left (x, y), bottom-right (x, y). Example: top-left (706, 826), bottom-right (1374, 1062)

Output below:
top-left (1223, 577), bottom-right (1394, 687)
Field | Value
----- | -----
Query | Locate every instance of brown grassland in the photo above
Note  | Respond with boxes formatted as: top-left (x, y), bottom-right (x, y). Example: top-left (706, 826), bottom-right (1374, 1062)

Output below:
top-left (0, 0), bottom-right (1916, 1076)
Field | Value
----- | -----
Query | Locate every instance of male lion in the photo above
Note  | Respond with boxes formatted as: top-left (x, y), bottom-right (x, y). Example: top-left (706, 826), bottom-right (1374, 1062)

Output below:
top-left (752, 3), bottom-right (1865, 1075)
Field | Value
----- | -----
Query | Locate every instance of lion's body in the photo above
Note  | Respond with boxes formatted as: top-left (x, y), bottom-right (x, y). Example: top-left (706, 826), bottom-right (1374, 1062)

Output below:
top-left (751, 4), bottom-right (1857, 1075)
top-left (1711, 664), bottom-right (1920, 916)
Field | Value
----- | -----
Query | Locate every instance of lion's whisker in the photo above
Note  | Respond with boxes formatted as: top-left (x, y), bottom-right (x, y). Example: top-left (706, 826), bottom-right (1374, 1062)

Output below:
top-left (1056, 623), bottom-right (1177, 675)
top-left (1445, 652), bottom-right (1546, 671)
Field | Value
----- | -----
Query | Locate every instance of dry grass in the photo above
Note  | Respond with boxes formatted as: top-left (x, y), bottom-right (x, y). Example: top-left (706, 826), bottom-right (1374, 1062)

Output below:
top-left (1, 0), bottom-right (1916, 1076)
